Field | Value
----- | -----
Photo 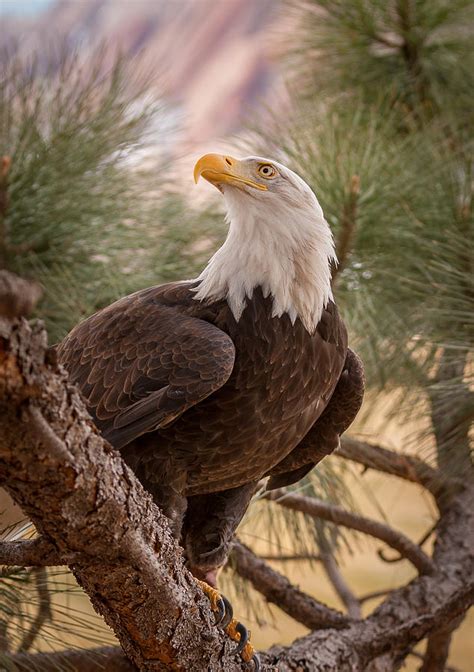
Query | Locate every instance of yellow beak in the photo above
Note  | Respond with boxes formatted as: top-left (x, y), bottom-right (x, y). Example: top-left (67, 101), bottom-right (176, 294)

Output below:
top-left (193, 154), bottom-right (267, 191)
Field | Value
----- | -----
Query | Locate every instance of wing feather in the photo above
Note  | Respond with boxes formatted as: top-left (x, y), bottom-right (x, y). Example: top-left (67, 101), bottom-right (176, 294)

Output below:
top-left (57, 284), bottom-right (235, 449)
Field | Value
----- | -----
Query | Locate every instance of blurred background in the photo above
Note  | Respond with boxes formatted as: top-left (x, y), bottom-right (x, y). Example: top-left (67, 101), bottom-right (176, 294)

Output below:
top-left (0, 1), bottom-right (472, 670)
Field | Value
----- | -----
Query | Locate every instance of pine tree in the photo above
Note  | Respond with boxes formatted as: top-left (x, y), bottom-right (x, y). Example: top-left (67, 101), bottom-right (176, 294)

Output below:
top-left (0, 4), bottom-right (472, 669)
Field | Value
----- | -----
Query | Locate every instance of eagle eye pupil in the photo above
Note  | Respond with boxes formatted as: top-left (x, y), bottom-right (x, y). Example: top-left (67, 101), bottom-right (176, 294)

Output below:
top-left (259, 164), bottom-right (275, 178)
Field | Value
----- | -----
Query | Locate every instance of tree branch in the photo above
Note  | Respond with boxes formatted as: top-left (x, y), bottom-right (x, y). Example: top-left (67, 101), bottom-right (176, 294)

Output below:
top-left (337, 437), bottom-right (462, 501)
top-left (319, 549), bottom-right (361, 619)
top-left (0, 537), bottom-right (61, 567)
top-left (266, 490), bottom-right (434, 575)
top-left (230, 540), bottom-right (350, 631)
top-left (0, 281), bottom-right (247, 671)
top-left (260, 484), bottom-right (474, 670)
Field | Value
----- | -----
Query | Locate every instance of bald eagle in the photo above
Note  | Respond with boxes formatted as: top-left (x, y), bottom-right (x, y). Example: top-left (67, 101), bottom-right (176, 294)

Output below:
top-left (57, 152), bottom-right (364, 591)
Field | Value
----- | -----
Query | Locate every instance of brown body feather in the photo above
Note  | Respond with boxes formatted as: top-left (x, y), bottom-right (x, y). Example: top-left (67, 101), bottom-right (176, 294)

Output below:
top-left (57, 280), bottom-right (364, 573)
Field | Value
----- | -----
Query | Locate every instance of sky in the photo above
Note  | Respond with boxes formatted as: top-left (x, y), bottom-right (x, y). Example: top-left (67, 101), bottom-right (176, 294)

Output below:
top-left (0, 0), bottom-right (54, 15)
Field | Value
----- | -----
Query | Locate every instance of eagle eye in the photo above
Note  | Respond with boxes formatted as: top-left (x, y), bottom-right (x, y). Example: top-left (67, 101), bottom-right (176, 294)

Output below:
top-left (257, 164), bottom-right (277, 179)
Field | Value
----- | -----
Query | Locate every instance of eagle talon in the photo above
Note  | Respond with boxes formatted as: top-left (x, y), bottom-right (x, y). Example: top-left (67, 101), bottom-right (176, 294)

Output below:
top-left (214, 596), bottom-right (227, 624)
top-left (218, 594), bottom-right (234, 628)
top-left (230, 621), bottom-right (249, 655)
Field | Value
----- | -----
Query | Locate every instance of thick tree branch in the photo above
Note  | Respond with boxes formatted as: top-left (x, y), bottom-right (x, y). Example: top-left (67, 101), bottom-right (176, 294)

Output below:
top-left (0, 298), bottom-right (247, 670)
top-left (266, 490), bottom-right (434, 575)
top-left (230, 541), bottom-right (351, 631)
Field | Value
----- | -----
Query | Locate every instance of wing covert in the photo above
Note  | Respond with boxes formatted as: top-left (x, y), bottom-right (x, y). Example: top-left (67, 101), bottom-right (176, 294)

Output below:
top-left (56, 288), bottom-right (236, 449)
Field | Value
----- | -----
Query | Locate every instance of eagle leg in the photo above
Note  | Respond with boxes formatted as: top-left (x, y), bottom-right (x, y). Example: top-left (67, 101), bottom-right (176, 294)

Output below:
top-left (183, 482), bottom-right (258, 577)
top-left (197, 580), bottom-right (260, 669)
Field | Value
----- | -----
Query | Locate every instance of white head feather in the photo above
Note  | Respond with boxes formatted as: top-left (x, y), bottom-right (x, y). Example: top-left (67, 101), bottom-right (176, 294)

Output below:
top-left (193, 155), bottom-right (336, 334)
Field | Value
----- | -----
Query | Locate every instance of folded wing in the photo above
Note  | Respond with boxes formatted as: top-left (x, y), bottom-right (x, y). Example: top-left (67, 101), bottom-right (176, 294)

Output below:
top-left (56, 287), bottom-right (236, 450)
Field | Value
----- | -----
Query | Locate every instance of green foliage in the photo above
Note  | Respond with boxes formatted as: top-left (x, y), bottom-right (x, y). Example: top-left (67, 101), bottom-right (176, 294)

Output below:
top-left (0, 47), bottom-right (167, 341)
top-left (293, 0), bottom-right (474, 127)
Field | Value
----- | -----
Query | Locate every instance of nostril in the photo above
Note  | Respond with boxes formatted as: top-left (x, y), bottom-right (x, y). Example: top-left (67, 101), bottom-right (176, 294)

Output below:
top-left (225, 157), bottom-right (232, 166)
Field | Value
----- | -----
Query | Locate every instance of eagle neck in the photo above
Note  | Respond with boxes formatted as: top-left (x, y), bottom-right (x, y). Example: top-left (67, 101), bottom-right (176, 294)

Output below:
top-left (193, 201), bottom-right (336, 334)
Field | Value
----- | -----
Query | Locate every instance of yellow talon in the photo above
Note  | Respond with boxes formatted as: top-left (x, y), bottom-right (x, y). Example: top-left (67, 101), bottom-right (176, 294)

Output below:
top-left (224, 617), bottom-right (255, 663)
top-left (241, 643), bottom-right (255, 664)
top-left (196, 579), bottom-right (258, 667)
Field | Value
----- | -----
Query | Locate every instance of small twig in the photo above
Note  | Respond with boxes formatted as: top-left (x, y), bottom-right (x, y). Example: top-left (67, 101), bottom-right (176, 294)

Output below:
top-left (259, 552), bottom-right (321, 563)
top-left (230, 540), bottom-right (351, 630)
top-left (266, 490), bottom-right (435, 575)
top-left (18, 567), bottom-right (52, 652)
top-left (378, 521), bottom-right (437, 564)
top-left (319, 548), bottom-right (361, 619)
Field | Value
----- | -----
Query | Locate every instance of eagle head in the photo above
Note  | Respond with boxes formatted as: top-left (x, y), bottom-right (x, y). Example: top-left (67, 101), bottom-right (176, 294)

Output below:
top-left (194, 153), bottom-right (318, 211)
top-left (193, 153), bottom-right (336, 334)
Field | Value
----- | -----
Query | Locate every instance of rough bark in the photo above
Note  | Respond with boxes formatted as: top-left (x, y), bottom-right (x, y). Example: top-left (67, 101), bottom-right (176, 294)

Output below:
top-left (0, 315), bottom-right (246, 672)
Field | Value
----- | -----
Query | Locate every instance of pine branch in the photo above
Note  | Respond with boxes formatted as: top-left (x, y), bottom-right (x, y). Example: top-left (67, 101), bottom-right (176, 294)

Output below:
top-left (260, 483), bottom-right (474, 670)
top-left (266, 490), bottom-right (434, 575)
top-left (230, 541), bottom-right (351, 630)
top-left (319, 549), bottom-right (361, 619)
top-left (332, 174), bottom-right (360, 287)
top-left (0, 538), bottom-right (61, 567)
top-left (337, 437), bottom-right (462, 501)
